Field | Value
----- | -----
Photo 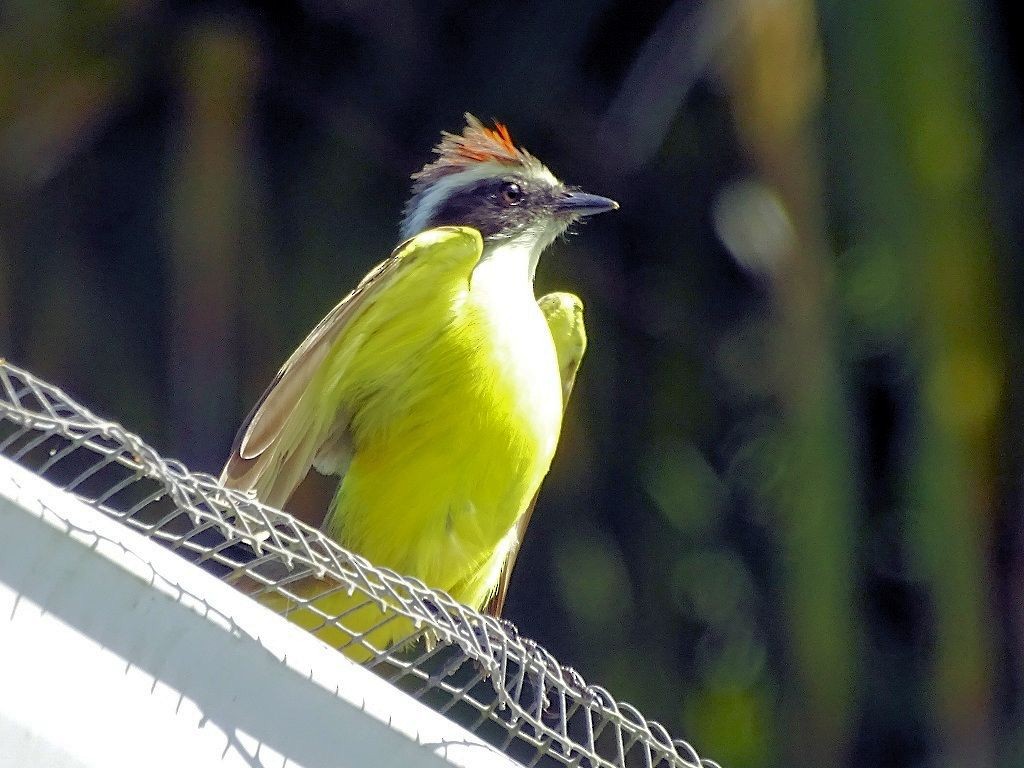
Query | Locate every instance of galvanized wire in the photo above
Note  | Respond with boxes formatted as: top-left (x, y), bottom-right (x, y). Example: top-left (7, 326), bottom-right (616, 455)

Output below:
top-left (0, 360), bottom-right (720, 768)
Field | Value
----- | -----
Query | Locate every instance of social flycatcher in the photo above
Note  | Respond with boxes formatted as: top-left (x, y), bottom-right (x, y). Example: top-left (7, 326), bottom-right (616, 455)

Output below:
top-left (221, 115), bottom-right (616, 659)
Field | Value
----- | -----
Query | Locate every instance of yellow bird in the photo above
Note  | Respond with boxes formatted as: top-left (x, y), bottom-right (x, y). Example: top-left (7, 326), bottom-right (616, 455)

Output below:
top-left (221, 115), bottom-right (616, 659)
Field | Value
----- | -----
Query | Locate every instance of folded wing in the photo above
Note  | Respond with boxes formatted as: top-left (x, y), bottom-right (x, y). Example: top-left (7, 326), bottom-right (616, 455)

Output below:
top-left (220, 227), bottom-right (484, 511)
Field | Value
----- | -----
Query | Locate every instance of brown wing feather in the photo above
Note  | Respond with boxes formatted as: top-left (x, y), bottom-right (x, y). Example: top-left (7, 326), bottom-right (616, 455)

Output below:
top-left (219, 248), bottom-right (407, 508)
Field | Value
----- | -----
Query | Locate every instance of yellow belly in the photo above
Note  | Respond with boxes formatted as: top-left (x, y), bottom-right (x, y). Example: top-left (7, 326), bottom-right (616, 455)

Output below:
top-left (335, 268), bottom-right (562, 603)
top-left (264, 246), bottom-right (564, 660)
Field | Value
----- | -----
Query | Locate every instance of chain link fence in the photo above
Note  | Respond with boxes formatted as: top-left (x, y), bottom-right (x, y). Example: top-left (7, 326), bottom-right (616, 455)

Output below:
top-left (0, 359), bottom-right (720, 768)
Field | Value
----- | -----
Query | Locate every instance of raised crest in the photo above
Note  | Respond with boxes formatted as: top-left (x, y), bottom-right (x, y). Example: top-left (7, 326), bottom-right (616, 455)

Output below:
top-left (411, 114), bottom-right (540, 191)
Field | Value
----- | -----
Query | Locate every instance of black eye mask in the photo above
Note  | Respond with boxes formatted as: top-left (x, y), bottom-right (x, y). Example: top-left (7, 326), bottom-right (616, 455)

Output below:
top-left (426, 177), bottom-right (560, 239)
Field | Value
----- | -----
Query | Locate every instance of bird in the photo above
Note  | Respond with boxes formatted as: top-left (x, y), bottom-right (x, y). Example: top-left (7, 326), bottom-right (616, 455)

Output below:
top-left (220, 114), bottom-right (616, 660)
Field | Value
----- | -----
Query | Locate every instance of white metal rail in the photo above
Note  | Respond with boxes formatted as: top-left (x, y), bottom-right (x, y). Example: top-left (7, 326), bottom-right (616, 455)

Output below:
top-left (0, 455), bottom-right (520, 768)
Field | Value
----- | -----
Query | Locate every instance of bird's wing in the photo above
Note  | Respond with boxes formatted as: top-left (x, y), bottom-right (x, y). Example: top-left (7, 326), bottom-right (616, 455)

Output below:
top-left (220, 227), bottom-right (484, 511)
top-left (484, 292), bottom-right (586, 617)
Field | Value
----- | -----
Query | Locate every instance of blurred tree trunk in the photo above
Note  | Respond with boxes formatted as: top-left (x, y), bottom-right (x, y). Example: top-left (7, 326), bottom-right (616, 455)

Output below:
top-left (0, 233), bottom-right (9, 354)
top-left (169, 24), bottom-right (260, 469)
top-left (0, 1), bottom-right (133, 379)
top-left (820, 2), bottom-right (1002, 766)
top-left (722, 1), bottom-right (858, 765)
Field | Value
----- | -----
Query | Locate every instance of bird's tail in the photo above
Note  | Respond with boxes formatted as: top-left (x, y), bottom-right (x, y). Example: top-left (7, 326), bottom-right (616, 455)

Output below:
top-left (255, 575), bottom-right (421, 664)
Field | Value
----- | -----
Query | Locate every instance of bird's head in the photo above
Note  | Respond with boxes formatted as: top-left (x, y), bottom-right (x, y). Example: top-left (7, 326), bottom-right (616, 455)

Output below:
top-left (400, 115), bottom-right (617, 278)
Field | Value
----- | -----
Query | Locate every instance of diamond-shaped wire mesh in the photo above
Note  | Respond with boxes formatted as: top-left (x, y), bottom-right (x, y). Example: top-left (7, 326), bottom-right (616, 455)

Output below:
top-left (0, 360), bottom-right (720, 768)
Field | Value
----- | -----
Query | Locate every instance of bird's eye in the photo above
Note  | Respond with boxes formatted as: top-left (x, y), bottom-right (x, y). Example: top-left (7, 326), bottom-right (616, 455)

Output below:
top-left (499, 181), bottom-right (524, 205)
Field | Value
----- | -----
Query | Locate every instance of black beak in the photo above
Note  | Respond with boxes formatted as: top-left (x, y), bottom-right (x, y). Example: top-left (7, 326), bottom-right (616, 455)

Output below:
top-left (554, 190), bottom-right (619, 217)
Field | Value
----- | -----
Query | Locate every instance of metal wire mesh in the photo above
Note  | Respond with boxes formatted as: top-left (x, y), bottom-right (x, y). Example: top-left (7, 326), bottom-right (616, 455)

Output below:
top-left (0, 359), bottom-right (720, 768)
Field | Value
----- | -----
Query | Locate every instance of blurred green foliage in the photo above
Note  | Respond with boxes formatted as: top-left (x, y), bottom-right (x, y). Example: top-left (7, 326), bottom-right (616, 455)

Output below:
top-left (2, 1), bottom-right (1022, 767)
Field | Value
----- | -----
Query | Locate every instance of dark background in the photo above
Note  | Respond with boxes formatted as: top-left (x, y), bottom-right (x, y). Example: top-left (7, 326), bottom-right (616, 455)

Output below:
top-left (3, 1), bottom-right (1023, 766)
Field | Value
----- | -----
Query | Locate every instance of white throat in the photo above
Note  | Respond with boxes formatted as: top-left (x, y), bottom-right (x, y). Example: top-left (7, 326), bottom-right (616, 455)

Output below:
top-left (475, 226), bottom-right (562, 285)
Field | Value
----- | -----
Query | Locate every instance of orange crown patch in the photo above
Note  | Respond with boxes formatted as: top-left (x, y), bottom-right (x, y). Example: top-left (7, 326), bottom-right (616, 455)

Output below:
top-left (411, 114), bottom-right (539, 190)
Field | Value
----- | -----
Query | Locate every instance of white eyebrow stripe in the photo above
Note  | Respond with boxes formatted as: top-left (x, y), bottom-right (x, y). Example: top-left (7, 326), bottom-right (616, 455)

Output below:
top-left (400, 162), bottom-right (559, 240)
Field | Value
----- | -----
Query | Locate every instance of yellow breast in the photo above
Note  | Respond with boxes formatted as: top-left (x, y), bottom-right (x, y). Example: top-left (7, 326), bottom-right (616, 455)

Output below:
top-left (327, 243), bottom-right (563, 609)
